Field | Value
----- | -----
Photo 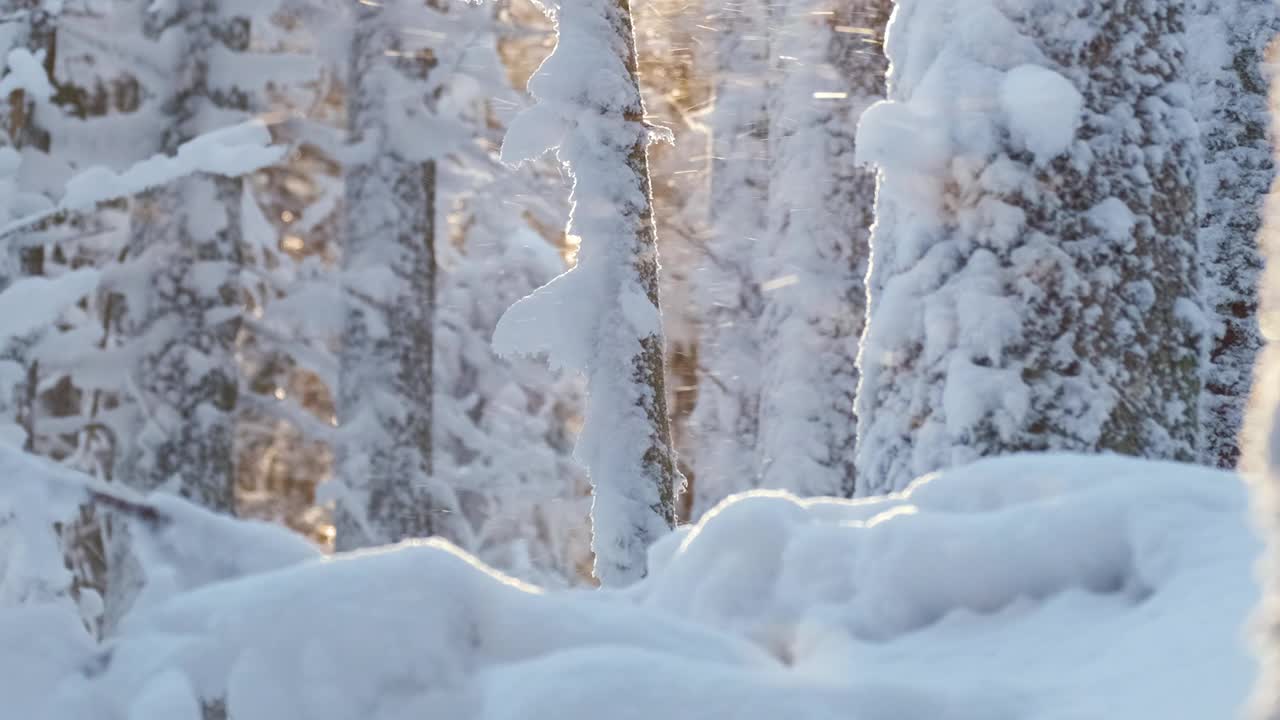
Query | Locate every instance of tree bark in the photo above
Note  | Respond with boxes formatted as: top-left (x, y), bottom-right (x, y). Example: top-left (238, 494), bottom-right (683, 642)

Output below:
top-left (856, 0), bottom-right (1202, 492)
top-left (333, 1), bottom-right (442, 550)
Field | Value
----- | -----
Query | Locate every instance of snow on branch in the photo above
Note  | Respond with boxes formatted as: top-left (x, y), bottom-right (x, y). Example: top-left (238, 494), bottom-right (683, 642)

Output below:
top-left (494, 0), bottom-right (673, 367)
top-left (0, 121), bottom-right (287, 243)
top-left (0, 268), bottom-right (99, 344)
top-left (0, 48), bottom-right (53, 101)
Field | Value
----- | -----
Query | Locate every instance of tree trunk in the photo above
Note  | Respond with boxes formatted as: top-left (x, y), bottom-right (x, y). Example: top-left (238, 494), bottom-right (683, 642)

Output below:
top-left (106, 0), bottom-right (249, 632)
top-left (603, 0), bottom-right (680, 577)
top-left (856, 0), bottom-right (1202, 493)
top-left (757, 0), bottom-right (889, 499)
top-left (493, 0), bottom-right (681, 583)
top-left (333, 1), bottom-right (442, 551)
top-left (118, 1), bottom-right (248, 509)
top-left (1192, 0), bottom-right (1280, 469)
top-left (687, 0), bottom-right (768, 516)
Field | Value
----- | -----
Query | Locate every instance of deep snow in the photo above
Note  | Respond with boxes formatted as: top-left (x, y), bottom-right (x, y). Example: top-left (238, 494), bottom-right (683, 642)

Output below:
top-left (0, 450), bottom-right (1262, 719)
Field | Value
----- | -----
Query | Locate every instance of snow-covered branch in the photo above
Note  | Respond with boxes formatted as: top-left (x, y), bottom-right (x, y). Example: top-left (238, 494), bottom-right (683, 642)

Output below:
top-left (0, 121), bottom-right (286, 244)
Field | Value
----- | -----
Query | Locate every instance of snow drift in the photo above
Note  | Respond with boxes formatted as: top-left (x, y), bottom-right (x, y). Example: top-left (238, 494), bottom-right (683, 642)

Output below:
top-left (0, 451), bottom-right (1261, 719)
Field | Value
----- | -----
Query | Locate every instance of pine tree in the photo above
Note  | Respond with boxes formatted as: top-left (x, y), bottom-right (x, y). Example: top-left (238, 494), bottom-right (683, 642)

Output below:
top-left (756, 0), bottom-right (888, 499)
top-left (16, 0), bottom-right (151, 479)
top-left (103, 0), bottom-right (255, 634)
top-left (495, 0), bottom-right (680, 584)
top-left (1191, 0), bottom-right (1280, 469)
top-left (0, 11), bottom-right (73, 615)
top-left (331, 0), bottom-right (450, 550)
top-left (685, 0), bottom-right (768, 516)
top-left (116, 1), bottom-right (252, 510)
top-left (855, 0), bottom-right (1202, 493)
top-left (1, 1), bottom-right (121, 633)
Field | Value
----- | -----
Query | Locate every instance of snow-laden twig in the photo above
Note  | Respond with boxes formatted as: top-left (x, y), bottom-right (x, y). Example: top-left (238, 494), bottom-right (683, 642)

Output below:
top-left (0, 121), bottom-right (286, 244)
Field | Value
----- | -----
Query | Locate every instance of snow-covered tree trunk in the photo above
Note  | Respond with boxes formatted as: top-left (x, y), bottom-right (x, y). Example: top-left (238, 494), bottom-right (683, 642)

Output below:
top-left (1190, 1), bottom-right (1280, 470)
top-left (495, 0), bottom-right (680, 585)
top-left (105, 1), bottom-right (251, 634)
top-left (685, 0), bottom-right (768, 517)
top-left (755, 0), bottom-right (888, 499)
top-left (331, 0), bottom-right (444, 551)
top-left (855, 0), bottom-right (1203, 493)
top-left (116, 2), bottom-right (250, 510)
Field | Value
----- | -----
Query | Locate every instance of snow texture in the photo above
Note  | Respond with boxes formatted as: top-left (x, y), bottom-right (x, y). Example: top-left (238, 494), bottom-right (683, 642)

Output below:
top-left (0, 451), bottom-right (1260, 720)
top-left (0, 47), bottom-right (54, 102)
top-left (0, 268), bottom-right (99, 342)
top-left (855, 0), bottom-right (1204, 493)
top-left (997, 65), bottom-right (1083, 164)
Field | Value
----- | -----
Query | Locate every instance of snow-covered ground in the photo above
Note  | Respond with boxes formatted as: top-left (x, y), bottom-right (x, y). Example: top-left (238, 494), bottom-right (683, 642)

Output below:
top-left (1, 451), bottom-right (1261, 719)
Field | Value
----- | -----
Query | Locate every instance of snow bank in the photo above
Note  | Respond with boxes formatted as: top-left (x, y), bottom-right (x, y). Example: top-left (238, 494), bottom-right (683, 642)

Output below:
top-left (1, 452), bottom-right (1261, 719)
top-left (0, 447), bottom-right (319, 614)
top-left (636, 454), bottom-right (1257, 718)
top-left (643, 454), bottom-right (1239, 634)
top-left (63, 541), bottom-right (771, 720)
top-left (0, 604), bottom-right (95, 717)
